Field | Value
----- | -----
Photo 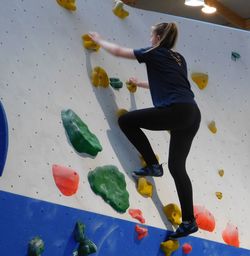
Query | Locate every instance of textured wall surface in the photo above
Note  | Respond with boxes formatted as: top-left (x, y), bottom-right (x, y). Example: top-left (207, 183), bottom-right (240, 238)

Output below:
top-left (0, 0), bottom-right (250, 251)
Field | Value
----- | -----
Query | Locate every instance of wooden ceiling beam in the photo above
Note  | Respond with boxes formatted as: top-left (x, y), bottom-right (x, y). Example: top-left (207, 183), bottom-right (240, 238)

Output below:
top-left (245, 19), bottom-right (250, 29)
top-left (121, 0), bottom-right (136, 5)
top-left (121, 0), bottom-right (250, 30)
top-left (205, 0), bottom-right (249, 29)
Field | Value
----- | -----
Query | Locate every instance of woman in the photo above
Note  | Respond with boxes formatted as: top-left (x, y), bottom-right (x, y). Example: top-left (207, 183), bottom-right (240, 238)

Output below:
top-left (89, 22), bottom-right (201, 239)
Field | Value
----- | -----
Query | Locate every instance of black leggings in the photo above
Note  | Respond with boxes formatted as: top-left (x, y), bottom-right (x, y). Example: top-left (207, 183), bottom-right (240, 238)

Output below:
top-left (118, 103), bottom-right (201, 221)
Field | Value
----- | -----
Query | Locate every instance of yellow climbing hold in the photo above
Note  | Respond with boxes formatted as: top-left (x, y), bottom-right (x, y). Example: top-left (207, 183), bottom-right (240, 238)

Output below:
top-left (91, 67), bottom-right (109, 88)
top-left (140, 155), bottom-right (159, 168)
top-left (56, 0), bottom-right (76, 11)
top-left (161, 239), bottom-right (179, 256)
top-left (137, 177), bottom-right (153, 197)
top-left (163, 203), bottom-right (182, 225)
top-left (112, 0), bottom-right (129, 19)
top-left (82, 34), bottom-right (100, 52)
top-left (126, 81), bottom-right (137, 93)
top-left (218, 169), bottom-right (224, 177)
top-left (116, 108), bottom-right (128, 118)
top-left (191, 72), bottom-right (208, 90)
top-left (216, 192), bottom-right (223, 200)
top-left (208, 121), bottom-right (217, 134)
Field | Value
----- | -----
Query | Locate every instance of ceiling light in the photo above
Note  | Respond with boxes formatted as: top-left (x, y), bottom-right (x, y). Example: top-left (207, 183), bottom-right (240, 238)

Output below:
top-left (185, 0), bottom-right (204, 7)
top-left (202, 4), bottom-right (217, 14)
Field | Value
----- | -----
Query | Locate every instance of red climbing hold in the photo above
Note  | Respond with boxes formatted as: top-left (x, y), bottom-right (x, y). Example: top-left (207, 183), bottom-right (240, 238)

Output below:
top-left (194, 205), bottom-right (215, 232)
top-left (222, 223), bottom-right (239, 247)
top-left (182, 243), bottom-right (192, 254)
top-left (52, 164), bottom-right (79, 196)
top-left (135, 224), bottom-right (148, 240)
top-left (129, 209), bottom-right (145, 223)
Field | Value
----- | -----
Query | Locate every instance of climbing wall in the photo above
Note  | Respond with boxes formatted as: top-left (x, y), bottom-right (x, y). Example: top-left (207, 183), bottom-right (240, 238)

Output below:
top-left (0, 0), bottom-right (250, 255)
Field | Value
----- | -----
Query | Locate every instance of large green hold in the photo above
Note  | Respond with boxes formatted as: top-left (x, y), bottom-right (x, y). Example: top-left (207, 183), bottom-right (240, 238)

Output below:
top-left (88, 165), bottom-right (129, 213)
top-left (61, 109), bottom-right (102, 156)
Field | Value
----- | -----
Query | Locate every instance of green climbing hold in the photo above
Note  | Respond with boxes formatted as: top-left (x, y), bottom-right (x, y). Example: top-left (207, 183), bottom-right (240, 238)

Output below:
top-left (231, 51), bottom-right (240, 61)
top-left (109, 77), bottom-right (123, 90)
top-left (74, 221), bottom-right (86, 243)
top-left (28, 236), bottom-right (45, 256)
top-left (61, 109), bottom-right (102, 156)
top-left (88, 165), bottom-right (129, 213)
top-left (77, 240), bottom-right (97, 256)
top-left (73, 221), bottom-right (97, 256)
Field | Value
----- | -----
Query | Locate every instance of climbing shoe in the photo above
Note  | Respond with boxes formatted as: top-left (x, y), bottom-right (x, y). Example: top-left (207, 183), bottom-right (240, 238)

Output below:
top-left (132, 164), bottom-right (163, 177)
top-left (168, 219), bottom-right (198, 239)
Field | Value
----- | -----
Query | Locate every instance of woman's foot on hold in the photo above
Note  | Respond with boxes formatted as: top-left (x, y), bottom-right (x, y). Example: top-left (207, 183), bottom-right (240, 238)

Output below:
top-left (132, 164), bottom-right (163, 177)
top-left (168, 219), bottom-right (198, 239)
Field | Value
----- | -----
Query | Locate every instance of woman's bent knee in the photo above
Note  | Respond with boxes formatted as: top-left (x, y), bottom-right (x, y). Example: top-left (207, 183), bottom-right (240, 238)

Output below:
top-left (118, 114), bottom-right (129, 129)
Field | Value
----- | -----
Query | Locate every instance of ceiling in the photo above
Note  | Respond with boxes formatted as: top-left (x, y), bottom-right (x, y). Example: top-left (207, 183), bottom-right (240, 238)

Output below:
top-left (122, 0), bottom-right (250, 31)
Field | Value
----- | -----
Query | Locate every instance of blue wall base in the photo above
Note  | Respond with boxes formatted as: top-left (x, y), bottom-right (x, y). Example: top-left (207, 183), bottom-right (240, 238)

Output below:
top-left (0, 190), bottom-right (249, 255)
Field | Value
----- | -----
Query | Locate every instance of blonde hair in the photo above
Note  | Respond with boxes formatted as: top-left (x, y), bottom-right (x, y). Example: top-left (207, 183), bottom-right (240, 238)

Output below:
top-left (149, 22), bottom-right (178, 51)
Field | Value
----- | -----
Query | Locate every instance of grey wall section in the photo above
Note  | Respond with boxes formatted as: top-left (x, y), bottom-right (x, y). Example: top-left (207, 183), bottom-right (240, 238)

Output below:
top-left (0, 0), bottom-right (249, 249)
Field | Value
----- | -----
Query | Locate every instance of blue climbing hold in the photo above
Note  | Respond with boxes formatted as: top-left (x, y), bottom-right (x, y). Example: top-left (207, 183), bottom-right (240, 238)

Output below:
top-left (0, 101), bottom-right (8, 176)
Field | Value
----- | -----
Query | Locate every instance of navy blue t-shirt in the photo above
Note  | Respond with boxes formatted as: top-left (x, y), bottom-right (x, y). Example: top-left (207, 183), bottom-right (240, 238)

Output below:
top-left (134, 47), bottom-right (195, 107)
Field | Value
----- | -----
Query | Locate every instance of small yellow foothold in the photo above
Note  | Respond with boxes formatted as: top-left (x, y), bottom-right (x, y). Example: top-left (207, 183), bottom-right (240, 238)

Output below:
top-left (208, 121), bottom-right (217, 134)
top-left (82, 34), bottom-right (100, 51)
top-left (56, 0), bottom-right (76, 11)
top-left (139, 155), bottom-right (159, 168)
top-left (91, 67), bottom-right (109, 88)
top-left (126, 81), bottom-right (137, 93)
top-left (191, 72), bottom-right (208, 90)
top-left (116, 108), bottom-right (128, 118)
top-left (218, 169), bottom-right (224, 177)
top-left (137, 177), bottom-right (153, 197)
top-left (163, 203), bottom-right (182, 225)
top-left (161, 239), bottom-right (179, 256)
top-left (112, 0), bottom-right (129, 19)
top-left (216, 192), bottom-right (223, 200)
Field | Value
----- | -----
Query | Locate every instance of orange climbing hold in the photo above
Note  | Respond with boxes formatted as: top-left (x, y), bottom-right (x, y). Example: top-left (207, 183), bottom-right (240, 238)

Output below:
top-left (129, 209), bottom-right (145, 223)
top-left (161, 239), bottom-right (179, 256)
top-left (52, 164), bottom-right (79, 196)
top-left (182, 243), bottom-right (192, 254)
top-left (116, 108), bottom-right (128, 118)
top-left (56, 0), bottom-right (76, 11)
top-left (82, 34), bottom-right (100, 51)
top-left (218, 169), bottom-right (224, 177)
top-left (215, 191), bottom-right (223, 200)
top-left (163, 203), bottom-right (182, 225)
top-left (91, 66), bottom-right (109, 88)
top-left (126, 81), bottom-right (137, 93)
top-left (208, 121), bottom-right (217, 134)
top-left (191, 72), bottom-right (208, 90)
top-left (194, 205), bottom-right (215, 232)
top-left (222, 223), bottom-right (240, 247)
top-left (135, 224), bottom-right (148, 240)
top-left (137, 177), bottom-right (153, 197)
top-left (112, 0), bottom-right (129, 19)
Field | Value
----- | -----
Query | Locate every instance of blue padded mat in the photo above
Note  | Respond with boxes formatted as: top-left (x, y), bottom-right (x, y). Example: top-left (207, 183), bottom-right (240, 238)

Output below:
top-left (0, 190), bottom-right (249, 255)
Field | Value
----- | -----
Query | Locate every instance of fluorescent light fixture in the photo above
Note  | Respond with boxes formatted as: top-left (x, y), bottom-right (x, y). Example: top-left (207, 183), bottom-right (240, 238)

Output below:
top-left (185, 0), bottom-right (204, 7)
top-left (202, 4), bottom-right (217, 14)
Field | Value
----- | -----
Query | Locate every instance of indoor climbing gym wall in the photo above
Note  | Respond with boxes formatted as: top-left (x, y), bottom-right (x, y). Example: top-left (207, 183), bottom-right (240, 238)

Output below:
top-left (0, 0), bottom-right (250, 255)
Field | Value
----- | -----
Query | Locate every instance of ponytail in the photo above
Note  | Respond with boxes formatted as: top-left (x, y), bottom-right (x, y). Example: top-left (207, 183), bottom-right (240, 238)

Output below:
top-left (147, 22), bottom-right (178, 52)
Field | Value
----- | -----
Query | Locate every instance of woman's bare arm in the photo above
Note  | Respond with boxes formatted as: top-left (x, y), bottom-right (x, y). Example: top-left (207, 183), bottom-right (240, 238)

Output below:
top-left (88, 32), bottom-right (136, 59)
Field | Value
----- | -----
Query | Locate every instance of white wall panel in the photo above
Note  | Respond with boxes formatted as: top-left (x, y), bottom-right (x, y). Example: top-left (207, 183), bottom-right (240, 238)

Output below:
top-left (0, 0), bottom-right (249, 248)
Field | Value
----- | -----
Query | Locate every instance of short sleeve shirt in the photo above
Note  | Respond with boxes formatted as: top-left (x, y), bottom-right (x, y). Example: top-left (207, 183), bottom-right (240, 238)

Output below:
top-left (133, 47), bottom-right (195, 107)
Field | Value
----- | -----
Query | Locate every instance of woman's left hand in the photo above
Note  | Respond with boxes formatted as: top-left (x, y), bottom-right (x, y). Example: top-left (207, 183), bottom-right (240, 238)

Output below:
top-left (88, 32), bottom-right (102, 44)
